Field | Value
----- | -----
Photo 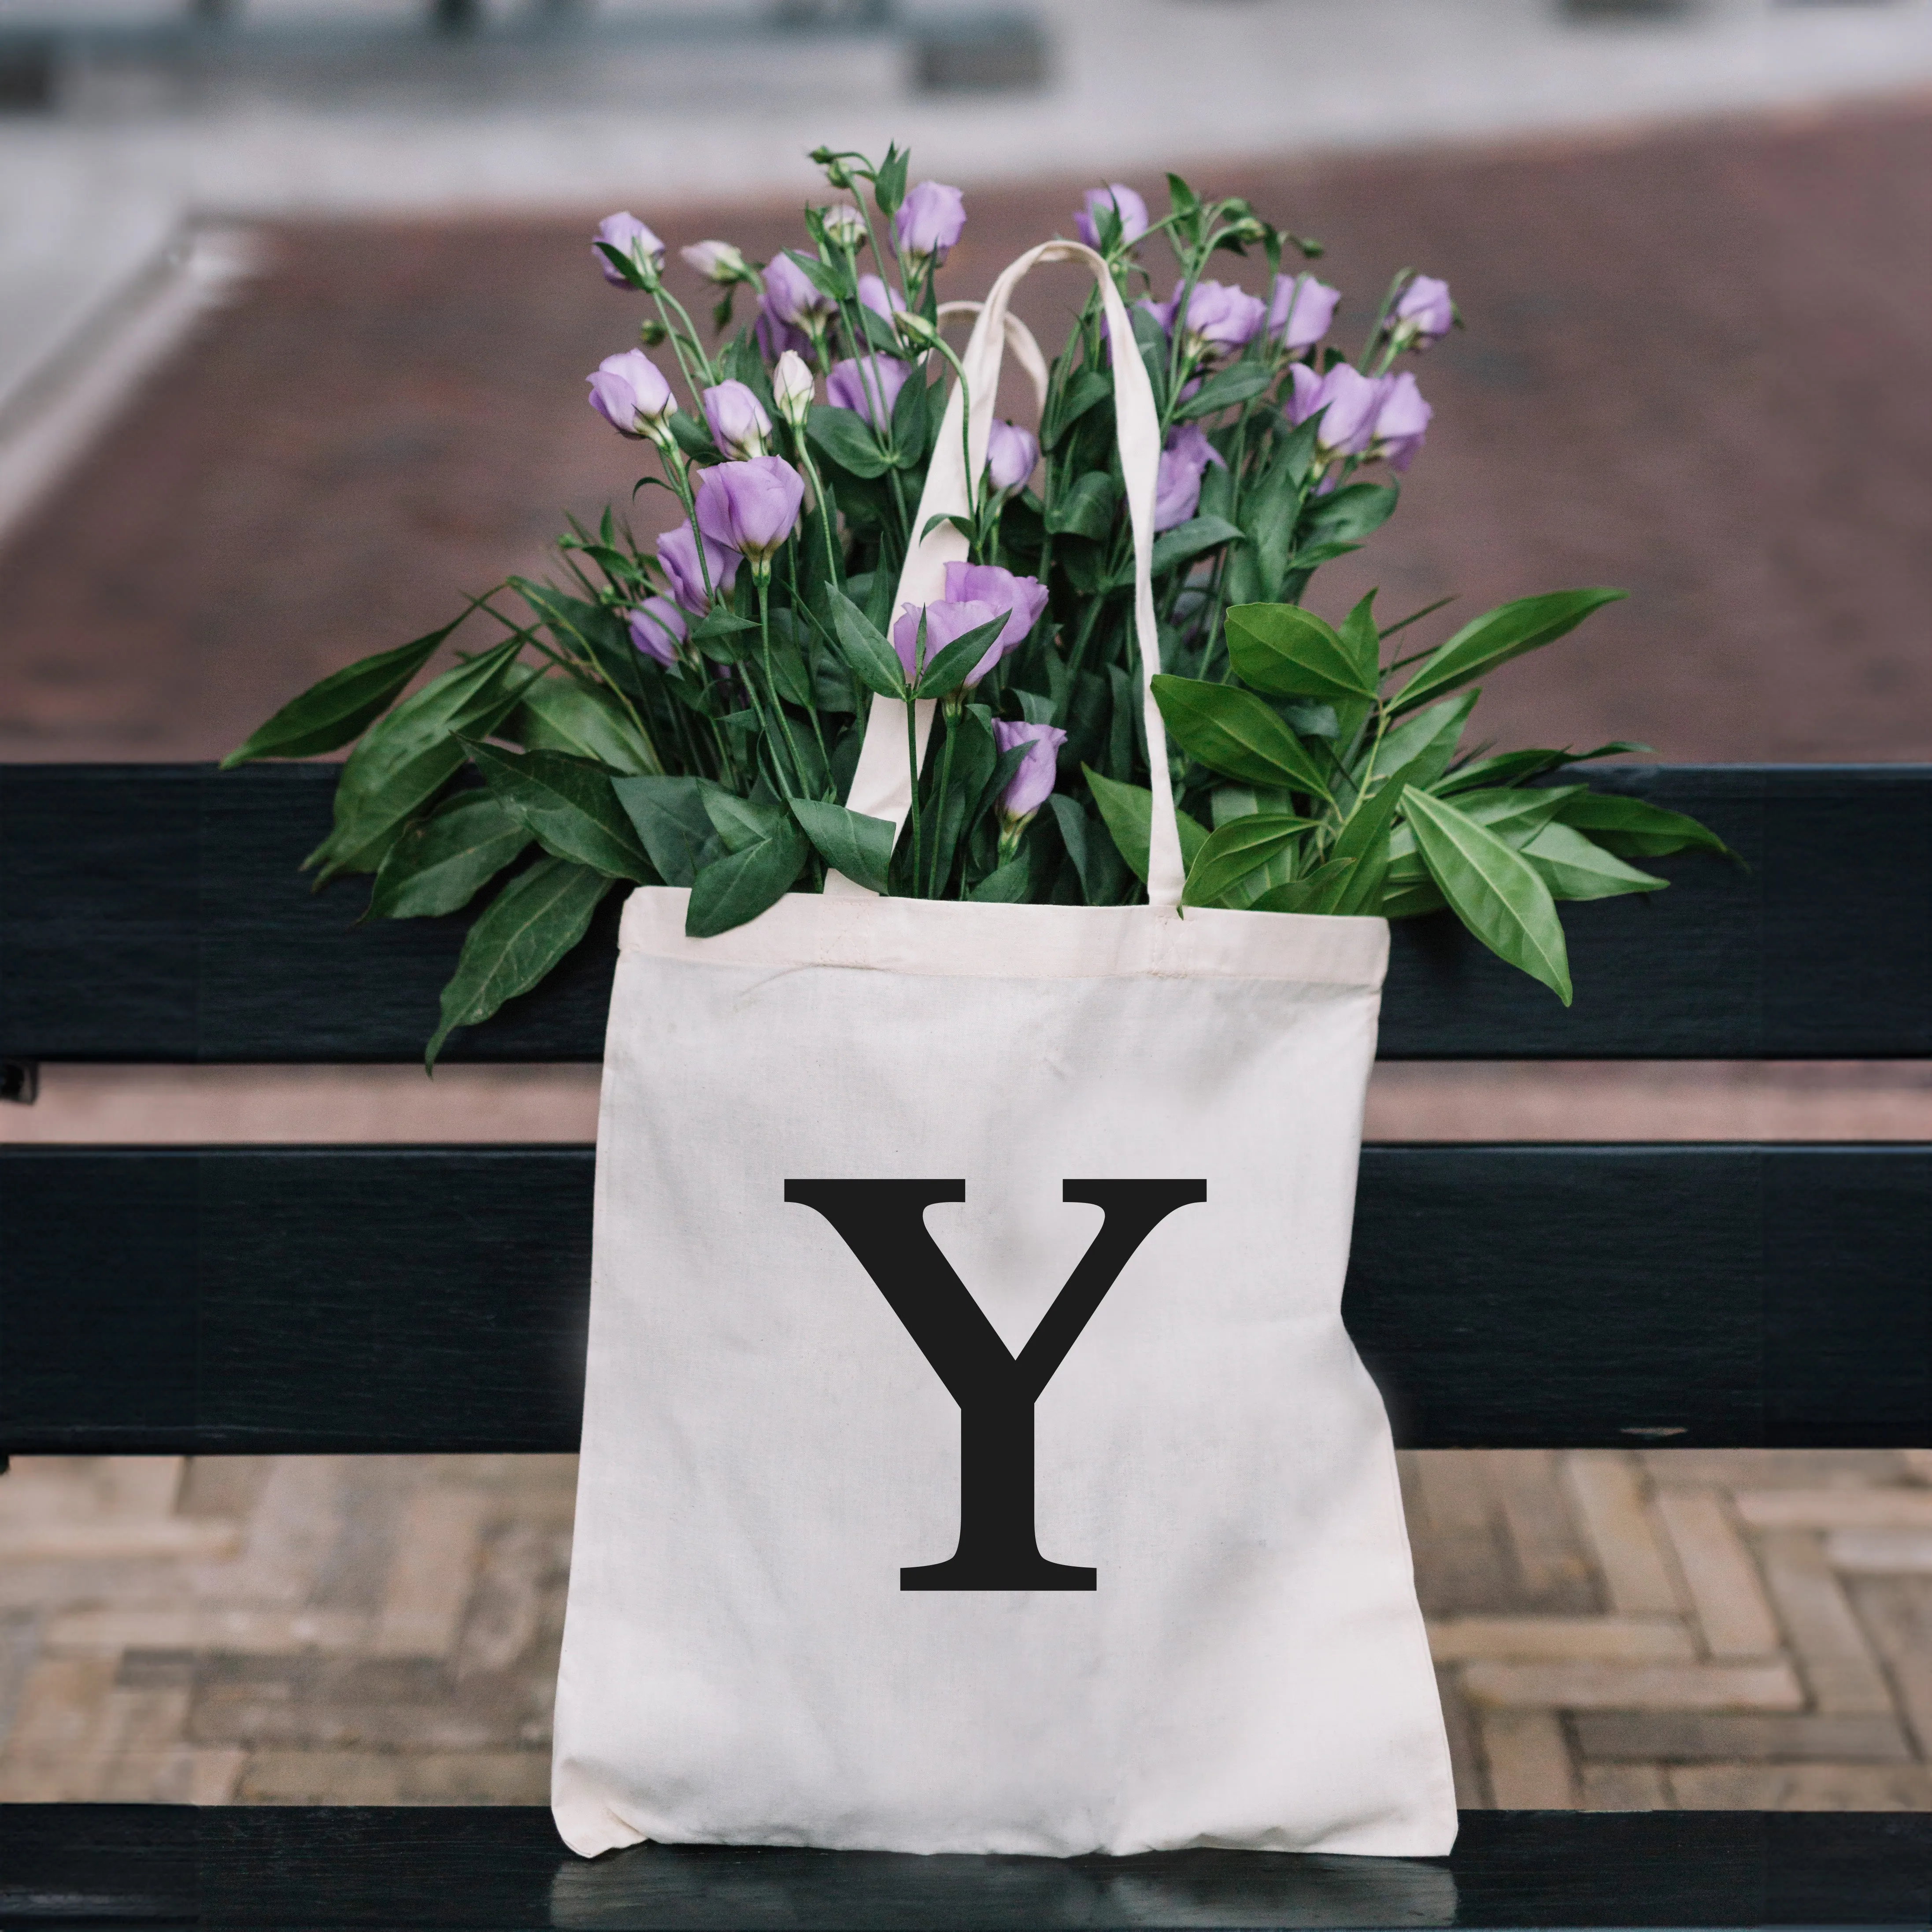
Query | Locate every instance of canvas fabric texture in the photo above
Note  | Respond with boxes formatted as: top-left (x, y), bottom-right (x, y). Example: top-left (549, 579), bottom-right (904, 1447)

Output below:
top-left (551, 244), bottom-right (1456, 1860)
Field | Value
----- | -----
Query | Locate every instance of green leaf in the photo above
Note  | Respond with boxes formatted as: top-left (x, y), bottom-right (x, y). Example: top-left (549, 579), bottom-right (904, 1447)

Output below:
top-left (783, 247), bottom-right (853, 303)
top-left (1045, 471), bottom-right (1119, 540)
top-left (790, 798), bottom-right (894, 894)
top-left (700, 784), bottom-right (787, 854)
top-left (1251, 856), bottom-right (1359, 915)
top-left (425, 857), bottom-right (613, 1070)
top-left (366, 790), bottom-right (532, 922)
top-left (807, 404), bottom-right (892, 480)
top-left (685, 815), bottom-right (810, 937)
top-left (969, 854), bottom-right (1033, 902)
top-left (1523, 822), bottom-right (1669, 901)
top-left (1370, 692), bottom-right (1479, 792)
top-left (667, 413), bottom-right (719, 463)
top-left (1182, 814), bottom-right (1317, 909)
top-left (828, 588), bottom-right (907, 698)
top-left (1377, 877), bottom-right (1447, 920)
top-left (513, 579), bottom-right (648, 702)
top-left (1338, 592), bottom-right (1381, 689)
top-left (223, 612), bottom-right (464, 767)
top-left (1043, 368), bottom-right (1109, 449)
top-left (464, 741), bottom-right (654, 882)
top-left (1404, 788), bottom-right (1572, 1004)
top-left (1172, 363), bottom-right (1273, 420)
top-left (1299, 481), bottom-right (1398, 548)
top-left (511, 676), bottom-right (655, 775)
top-left (1225, 603), bottom-right (1377, 703)
top-left (889, 366), bottom-right (931, 469)
top-left (915, 615), bottom-right (1008, 698)
top-left (1150, 515), bottom-right (1244, 578)
top-left (1150, 675), bottom-right (1333, 800)
top-left (1083, 767), bottom-right (1210, 884)
top-left (1394, 588), bottom-right (1627, 715)
top-left (610, 774), bottom-right (721, 887)
top-left (872, 144), bottom-right (908, 216)
top-left (1446, 784), bottom-right (1583, 848)
top-left (1048, 795), bottom-right (1131, 906)
top-left (1554, 792), bottom-right (1735, 860)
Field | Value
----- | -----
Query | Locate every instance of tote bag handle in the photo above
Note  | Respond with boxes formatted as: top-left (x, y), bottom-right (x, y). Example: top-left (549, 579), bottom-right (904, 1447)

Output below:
top-left (830, 240), bottom-right (1184, 910)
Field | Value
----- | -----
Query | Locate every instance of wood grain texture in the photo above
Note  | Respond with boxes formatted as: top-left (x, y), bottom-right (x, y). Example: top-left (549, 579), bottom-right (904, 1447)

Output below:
top-left (0, 1803), bottom-right (1925, 1928)
top-left (2, 1145), bottom-right (1923, 1456)
top-left (2, 765), bottom-right (1927, 1063)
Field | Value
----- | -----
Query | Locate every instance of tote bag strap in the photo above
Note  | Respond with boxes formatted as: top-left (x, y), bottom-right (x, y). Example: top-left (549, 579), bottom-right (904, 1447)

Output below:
top-left (831, 240), bottom-right (1184, 910)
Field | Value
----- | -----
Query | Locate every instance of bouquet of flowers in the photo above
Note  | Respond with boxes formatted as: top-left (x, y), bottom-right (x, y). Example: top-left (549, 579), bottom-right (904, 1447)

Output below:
top-left (228, 144), bottom-right (1726, 1066)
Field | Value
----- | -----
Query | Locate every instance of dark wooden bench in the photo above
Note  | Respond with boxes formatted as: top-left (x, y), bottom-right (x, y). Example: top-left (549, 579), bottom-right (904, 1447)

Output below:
top-left (1, 760), bottom-right (1928, 1930)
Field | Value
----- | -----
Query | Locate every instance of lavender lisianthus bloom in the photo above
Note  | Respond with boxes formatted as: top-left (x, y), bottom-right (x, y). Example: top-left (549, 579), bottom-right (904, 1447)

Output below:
top-left (1152, 422), bottom-right (1226, 533)
top-left (1389, 274), bottom-right (1454, 351)
top-left (984, 420), bottom-right (1039, 496)
top-left (762, 252), bottom-right (838, 329)
top-left (942, 561), bottom-right (1048, 679)
top-left (1267, 275), bottom-right (1342, 352)
top-left (701, 380), bottom-right (772, 461)
top-left (1073, 183), bottom-right (1149, 252)
top-left (627, 596), bottom-right (687, 668)
top-left (593, 213), bottom-right (664, 287)
top-left (993, 720), bottom-right (1067, 825)
top-left (1372, 371), bottom-right (1432, 473)
top-left (695, 457), bottom-right (806, 572)
top-left (656, 522), bottom-right (739, 615)
top-left (1143, 279), bottom-right (1267, 367)
top-left (894, 181), bottom-right (966, 265)
top-left (825, 355), bottom-right (910, 429)
top-left (754, 295), bottom-right (811, 363)
top-left (857, 272), bottom-right (906, 319)
top-left (891, 597), bottom-right (1000, 687)
top-left (587, 350), bottom-right (677, 440)
top-left (1286, 363), bottom-right (1389, 459)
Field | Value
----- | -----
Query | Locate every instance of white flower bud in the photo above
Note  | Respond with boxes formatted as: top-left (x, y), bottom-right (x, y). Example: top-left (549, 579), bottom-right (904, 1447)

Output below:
top-left (892, 308), bottom-right (942, 353)
top-left (772, 350), bottom-right (815, 431)
top-left (680, 240), bottom-right (751, 285)
top-left (819, 204), bottom-right (866, 251)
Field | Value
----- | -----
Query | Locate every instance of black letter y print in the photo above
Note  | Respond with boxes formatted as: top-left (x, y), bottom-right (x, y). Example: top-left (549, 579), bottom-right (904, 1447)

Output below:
top-left (785, 1179), bottom-right (1206, 1590)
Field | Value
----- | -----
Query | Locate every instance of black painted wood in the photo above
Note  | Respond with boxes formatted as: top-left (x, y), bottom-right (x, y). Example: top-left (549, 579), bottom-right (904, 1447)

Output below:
top-left (0, 1804), bottom-right (1925, 1928)
top-left (4, 1144), bottom-right (1924, 1455)
top-left (3, 764), bottom-right (1927, 1062)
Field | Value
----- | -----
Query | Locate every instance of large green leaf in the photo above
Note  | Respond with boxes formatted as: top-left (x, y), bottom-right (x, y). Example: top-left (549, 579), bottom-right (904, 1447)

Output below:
top-left (512, 579), bottom-right (646, 703)
top-left (1232, 448), bottom-right (1305, 605)
top-left (511, 676), bottom-right (656, 775)
top-left (1045, 472), bottom-right (1119, 540)
top-left (1405, 788), bottom-right (1572, 1003)
top-left (1083, 768), bottom-right (1210, 884)
top-left (223, 611), bottom-right (465, 767)
top-left (1447, 784), bottom-right (1584, 848)
top-left (1554, 792), bottom-right (1735, 860)
top-left (915, 615), bottom-right (1008, 698)
top-left (1150, 515), bottom-right (1244, 579)
top-left (425, 857), bottom-right (614, 1070)
top-left (1523, 822), bottom-right (1669, 901)
top-left (685, 815), bottom-right (810, 937)
top-left (828, 588), bottom-right (907, 699)
top-left (610, 774), bottom-right (721, 887)
top-left (465, 742), bottom-right (653, 881)
top-left (1251, 855), bottom-right (1359, 915)
top-left (1182, 814), bottom-right (1316, 909)
top-left (701, 784), bottom-right (787, 854)
top-left (1225, 603), bottom-right (1377, 703)
top-left (367, 790), bottom-right (531, 922)
top-left (969, 854), bottom-right (1033, 902)
top-left (1150, 676), bottom-right (1332, 799)
top-left (807, 404), bottom-right (892, 480)
top-left (790, 798), bottom-right (894, 894)
top-left (1171, 363), bottom-right (1273, 421)
top-left (1393, 588), bottom-right (1627, 715)
top-left (1367, 692), bottom-right (1479, 793)
top-left (1049, 795), bottom-right (1131, 906)
top-left (1298, 481), bottom-right (1397, 548)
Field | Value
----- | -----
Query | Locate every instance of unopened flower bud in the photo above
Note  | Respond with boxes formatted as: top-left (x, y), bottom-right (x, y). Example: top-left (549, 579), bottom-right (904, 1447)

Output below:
top-left (892, 308), bottom-right (942, 353)
top-left (772, 350), bottom-right (815, 432)
top-left (637, 317), bottom-right (670, 347)
top-left (593, 213), bottom-right (664, 291)
top-left (811, 147), bottom-right (857, 192)
top-left (701, 379), bottom-right (772, 461)
top-left (681, 239), bottom-right (751, 285)
top-left (818, 204), bottom-right (866, 251)
top-left (587, 350), bottom-right (677, 442)
top-left (1386, 274), bottom-right (1455, 352)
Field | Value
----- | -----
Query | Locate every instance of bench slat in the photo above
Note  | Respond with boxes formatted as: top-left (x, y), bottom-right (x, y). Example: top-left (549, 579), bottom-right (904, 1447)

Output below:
top-left (3, 764), bottom-right (1928, 1062)
top-left (0, 1802), bottom-right (1925, 1927)
top-left (3, 1144), bottom-right (1923, 1455)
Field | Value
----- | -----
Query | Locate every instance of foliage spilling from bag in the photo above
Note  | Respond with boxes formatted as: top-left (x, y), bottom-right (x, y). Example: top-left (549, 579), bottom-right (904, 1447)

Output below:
top-left (228, 146), bottom-right (1728, 1065)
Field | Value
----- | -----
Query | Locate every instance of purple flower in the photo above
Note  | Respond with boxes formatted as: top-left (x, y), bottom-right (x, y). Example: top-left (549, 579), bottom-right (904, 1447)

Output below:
top-left (586, 350), bottom-right (676, 439)
top-left (754, 296), bottom-right (811, 363)
top-left (1390, 274), bottom-right (1454, 351)
top-left (1267, 275), bottom-right (1342, 352)
top-left (657, 522), bottom-right (739, 615)
top-left (891, 597), bottom-right (1000, 688)
top-left (1372, 371), bottom-right (1432, 473)
top-left (627, 596), bottom-right (687, 667)
top-left (825, 354), bottom-right (910, 429)
top-left (701, 380), bottom-right (771, 460)
top-left (942, 561), bottom-right (1048, 679)
top-left (593, 213), bottom-right (664, 287)
top-left (1073, 183), bottom-right (1149, 251)
top-left (984, 419), bottom-right (1039, 496)
top-left (993, 720), bottom-right (1066, 822)
top-left (762, 252), bottom-right (837, 329)
top-left (695, 456), bottom-right (805, 569)
top-left (1286, 363), bottom-right (1389, 458)
top-left (858, 273), bottom-right (906, 319)
top-left (1153, 422), bottom-right (1226, 534)
top-left (1143, 279), bottom-right (1266, 366)
top-left (894, 181), bottom-right (966, 264)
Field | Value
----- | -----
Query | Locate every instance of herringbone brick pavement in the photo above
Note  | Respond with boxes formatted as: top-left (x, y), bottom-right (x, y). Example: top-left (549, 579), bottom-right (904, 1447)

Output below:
top-left (3, 1447), bottom-right (1928, 1809)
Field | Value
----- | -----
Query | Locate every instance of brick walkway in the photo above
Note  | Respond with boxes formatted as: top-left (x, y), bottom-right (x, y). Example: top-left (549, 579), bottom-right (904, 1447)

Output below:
top-left (4, 1448), bottom-right (1929, 1810)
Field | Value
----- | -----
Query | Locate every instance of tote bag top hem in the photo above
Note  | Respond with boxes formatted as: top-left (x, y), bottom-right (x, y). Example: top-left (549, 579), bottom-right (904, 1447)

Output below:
top-left (618, 886), bottom-right (1389, 989)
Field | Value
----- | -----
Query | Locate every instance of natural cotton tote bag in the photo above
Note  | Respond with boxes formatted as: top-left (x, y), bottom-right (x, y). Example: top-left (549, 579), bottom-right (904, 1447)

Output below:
top-left (551, 241), bottom-right (1457, 1861)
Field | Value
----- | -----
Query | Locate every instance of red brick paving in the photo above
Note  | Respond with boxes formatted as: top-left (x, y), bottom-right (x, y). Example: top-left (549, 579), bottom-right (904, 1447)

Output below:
top-left (0, 98), bottom-right (1926, 764)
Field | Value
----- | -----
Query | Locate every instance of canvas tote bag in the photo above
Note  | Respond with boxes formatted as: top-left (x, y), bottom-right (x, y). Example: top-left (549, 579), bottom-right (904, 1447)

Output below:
top-left (551, 241), bottom-right (1457, 1862)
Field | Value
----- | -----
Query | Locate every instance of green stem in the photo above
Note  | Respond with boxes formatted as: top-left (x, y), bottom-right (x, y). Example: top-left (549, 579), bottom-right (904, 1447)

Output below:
top-left (755, 574), bottom-right (810, 797)
top-left (926, 700), bottom-right (959, 898)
